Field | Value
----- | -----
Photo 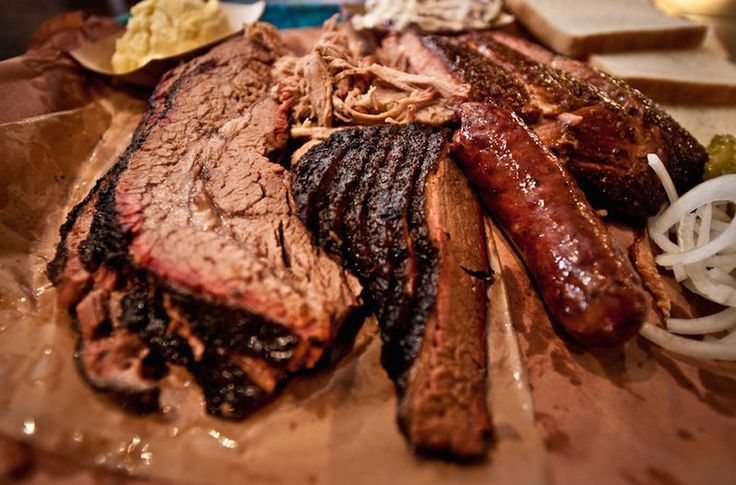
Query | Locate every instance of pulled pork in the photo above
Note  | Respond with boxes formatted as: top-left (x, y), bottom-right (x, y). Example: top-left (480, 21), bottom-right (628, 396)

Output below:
top-left (272, 17), bottom-right (460, 138)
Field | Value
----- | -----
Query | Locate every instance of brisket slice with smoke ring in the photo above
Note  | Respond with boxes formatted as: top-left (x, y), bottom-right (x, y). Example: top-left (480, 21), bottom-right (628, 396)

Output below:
top-left (49, 191), bottom-right (164, 412)
top-left (292, 125), bottom-right (491, 459)
top-left (396, 31), bottom-right (706, 222)
top-left (48, 26), bottom-right (361, 418)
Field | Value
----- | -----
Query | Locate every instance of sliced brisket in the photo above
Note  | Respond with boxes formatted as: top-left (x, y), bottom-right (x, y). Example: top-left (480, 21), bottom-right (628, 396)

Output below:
top-left (49, 191), bottom-right (163, 411)
top-left (49, 24), bottom-right (361, 419)
top-left (293, 125), bottom-right (491, 459)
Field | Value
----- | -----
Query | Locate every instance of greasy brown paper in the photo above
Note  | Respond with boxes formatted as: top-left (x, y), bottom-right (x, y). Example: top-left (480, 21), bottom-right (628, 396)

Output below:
top-left (1, 23), bottom-right (735, 485)
top-left (493, 227), bottom-right (736, 485)
top-left (0, 12), bottom-right (122, 125)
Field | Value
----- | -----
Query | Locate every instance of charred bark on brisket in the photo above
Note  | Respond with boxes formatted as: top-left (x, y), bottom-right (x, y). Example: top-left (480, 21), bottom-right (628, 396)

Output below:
top-left (293, 125), bottom-right (491, 459)
top-left (486, 31), bottom-right (706, 215)
top-left (397, 31), bottom-right (706, 222)
top-left (48, 26), bottom-right (361, 419)
top-left (294, 125), bottom-right (438, 381)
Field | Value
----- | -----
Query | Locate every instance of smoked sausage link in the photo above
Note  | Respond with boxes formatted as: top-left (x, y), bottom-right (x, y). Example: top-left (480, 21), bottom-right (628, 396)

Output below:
top-left (452, 102), bottom-right (647, 345)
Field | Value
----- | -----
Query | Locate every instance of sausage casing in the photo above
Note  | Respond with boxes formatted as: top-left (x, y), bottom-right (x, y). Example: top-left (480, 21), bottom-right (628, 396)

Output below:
top-left (452, 102), bottom-right (647, 345)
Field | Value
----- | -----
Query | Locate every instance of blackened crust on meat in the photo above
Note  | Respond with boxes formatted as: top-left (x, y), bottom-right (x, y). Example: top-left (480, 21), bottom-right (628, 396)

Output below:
top-left (398, 31), bottom-right (706, 223)
top-left (378, 126), bottom-right (446, 385)
top-left (313, 129), bottom-right (379, 257)
top-left (467, 34), bottom-right (605, 115)
top-left (341, 128), bottom-right (401, 272)
top-left (73, 337), bottom-right (161, 414)
top-left (486, 31), bottom-right (706, 199)
top-left (49, 26), bottom-right (361, 420)
top-left (567, 62), bottom-right (706, 198)
top-left (119, 284), bottom-right (278, 419)
top-left (420, 35), bottom-right (530, 115)
top-left (293, 125), bottom-right (446, 384)
top-left (478, 32), bottom-right (707, 221)
top-left (47, 187), bottom-right (99, 287)
top-left (291, 128), bottom-right (363, 230)
top-left (165, 289), bottom-right (299, 367)
top-left (643, 106), bottom-right (705, 198)
top-left (293, 125), bottom-right (491, 459)
top-left (120, 284), bottom-right (193, 367)
top-left (78, 60), bottom-right (209, 274)
top-left (192, 351), bottom-right (272, 420)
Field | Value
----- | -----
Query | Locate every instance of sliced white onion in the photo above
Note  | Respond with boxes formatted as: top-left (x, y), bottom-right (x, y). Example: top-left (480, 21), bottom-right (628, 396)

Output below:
top-left (682, 279), bottom-right (708, 300)
top-left (649, 230), bottom-right (681, 254)
top-left (696, 204), bottom-right (712, 247)
top-left (722, 330), bottom-right (736, 343)
top-left (649, 175), bottom-right (736, 235)
top-left (712, 204), bottom-right (732, 222)
top-left (666, 307), bottom-right (736, 334)
top-left (647, 154), bottom-right (679, 204)
top-left (677, 212), bottom-right (696, 251)
top-left (710, 219), bottom-right (731, 232)
top-left (641, 323), bottom-right (736, 360)
top-left (685, 263), bottom-right (735, 305)
top-left (650, 175), bottom-right (736, 266)
top-left (672, 264), bottom-right (687, 282)
top-left (709, 268), bottom-right (736, 287)
top-left (641, 154), bottom-right (736, 360)
top-left (656, 221), bottom-right (736, 266)
top-left (703, 253), bottom-right (736, 268)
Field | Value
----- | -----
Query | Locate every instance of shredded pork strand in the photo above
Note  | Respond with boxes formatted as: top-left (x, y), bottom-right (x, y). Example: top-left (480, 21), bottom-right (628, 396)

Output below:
top-left (290, 126), bottom-right (346, 140)
top-left (272, 16), bottom-right (459, 138)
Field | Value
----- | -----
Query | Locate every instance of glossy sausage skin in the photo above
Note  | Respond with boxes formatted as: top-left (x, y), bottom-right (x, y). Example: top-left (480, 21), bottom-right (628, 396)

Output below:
top-left (452, 102), bottom-right (647, 345)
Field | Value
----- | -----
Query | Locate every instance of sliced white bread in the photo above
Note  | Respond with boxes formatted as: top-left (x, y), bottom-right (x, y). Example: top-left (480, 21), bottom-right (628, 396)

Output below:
top-left (590, 32), bottom-right (736, 104)
top-left (506, 0), bottom-right (707, 56)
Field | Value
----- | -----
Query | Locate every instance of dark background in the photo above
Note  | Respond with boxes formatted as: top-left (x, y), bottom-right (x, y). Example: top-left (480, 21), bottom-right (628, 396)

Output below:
top-left (0, 0), bottom-right (139, 59)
